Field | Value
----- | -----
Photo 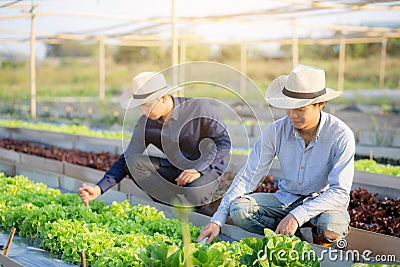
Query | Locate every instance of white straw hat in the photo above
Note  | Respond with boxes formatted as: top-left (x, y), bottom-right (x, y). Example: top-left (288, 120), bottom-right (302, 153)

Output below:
top-left (120, 72), bottom-right (176, 109)
top-left (265, 64), bottom-right (342, 109)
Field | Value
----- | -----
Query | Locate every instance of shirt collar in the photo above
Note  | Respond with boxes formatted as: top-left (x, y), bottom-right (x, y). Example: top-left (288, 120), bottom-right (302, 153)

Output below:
top-left (292, 110), bottom-right (327, 141)
top-left (315, 110), bottom-right (327, 140)
top-left (168, 96), bottom-right (180, 121)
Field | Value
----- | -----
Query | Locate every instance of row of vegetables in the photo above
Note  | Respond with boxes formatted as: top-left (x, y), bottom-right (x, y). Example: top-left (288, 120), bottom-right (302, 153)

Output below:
top-left (0, 119), bottom-right (124, 140)
top-left (348, 188), bottom-right (399, 237)
top-left (2, 174), bottom-right (397, 267)
top-left (1, 138), bottom-right (399, 238)
top-left (1, 137), bottom-right (399, 176)
top-left (1, 119), bottom-right (400, 171)
top-left (0, 173), bottom-right (321, 267)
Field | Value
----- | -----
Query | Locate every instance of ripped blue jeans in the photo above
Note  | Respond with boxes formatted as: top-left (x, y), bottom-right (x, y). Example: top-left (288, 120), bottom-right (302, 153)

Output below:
top-left (229, 193), bottom-right (350, 242)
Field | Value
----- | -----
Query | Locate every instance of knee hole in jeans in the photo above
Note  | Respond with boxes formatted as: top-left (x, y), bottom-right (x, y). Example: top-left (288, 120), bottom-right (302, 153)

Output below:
top-left (323, 230), bottom-right (340, 242)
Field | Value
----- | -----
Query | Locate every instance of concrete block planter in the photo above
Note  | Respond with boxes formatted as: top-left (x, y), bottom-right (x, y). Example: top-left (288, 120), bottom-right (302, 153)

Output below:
top-left (63, 162), bottom-right (105, 184)
top-left (0, 158), bottom-right (15, 176)
top-left (353, 170), bottom-right (400, 200)
top-left (119, 178), bottom-right (154, 202)
top-left (0, 147), bottom-right (19, 162)
top-left (1, 127), bottom-right (76, 150)
top-left (19, 153), bottom-right (63, 174)
top-left (76, 135), bottom-right (123, 154)
top-left (15, 165), bottom-right (61, 188)
top-left (356, 144), bottom-right (400, 160)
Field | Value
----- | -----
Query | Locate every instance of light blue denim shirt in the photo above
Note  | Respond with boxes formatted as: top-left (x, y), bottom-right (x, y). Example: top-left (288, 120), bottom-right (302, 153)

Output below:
top-left (211, 111), bottom-right (355, 227)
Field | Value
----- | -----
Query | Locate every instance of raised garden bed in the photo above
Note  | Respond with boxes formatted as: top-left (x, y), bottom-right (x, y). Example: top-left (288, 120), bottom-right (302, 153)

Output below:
top-left (0, 136), bottom-right (400, 265)
top-left (1, 173), bottom-right (398, 266)
top-left (0, 138), bottom-right (399, 238)
top-left (1, 125), bottom-right (400, 163)
top-left (1, 173), bottom-right (323, 267)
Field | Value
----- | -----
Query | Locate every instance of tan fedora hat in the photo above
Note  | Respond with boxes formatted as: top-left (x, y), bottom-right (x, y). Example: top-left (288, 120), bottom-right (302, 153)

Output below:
top-left (265, 64), bottom-right (342, 109)
top-left (120, 71), bottom-right (176, 109)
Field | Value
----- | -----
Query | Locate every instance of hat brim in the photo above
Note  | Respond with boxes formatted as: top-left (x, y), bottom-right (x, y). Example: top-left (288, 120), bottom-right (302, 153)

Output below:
top-left (120, 85), bottom-right (178, 110)
top-left (265, 75), bottom-right (342, 109)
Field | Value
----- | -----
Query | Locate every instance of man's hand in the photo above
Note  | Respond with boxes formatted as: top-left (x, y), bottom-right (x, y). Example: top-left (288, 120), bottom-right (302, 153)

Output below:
top-left (196, 222), bottom-right (220, 244)
top-left (275, 213), bottom-right (299, 235)
top-left (175, 169), bottom-right (201, 186)
top-left (78, 183), bottom-right (101, 206)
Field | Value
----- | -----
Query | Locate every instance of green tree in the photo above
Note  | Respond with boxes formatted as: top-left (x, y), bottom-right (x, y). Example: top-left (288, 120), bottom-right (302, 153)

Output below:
top-left (346, 43), bottom-right (380, 58)
top-left (45, 41), bottom-right (96, 57)
top-left (113, 45), bottom-right (170, 65)
top-left (387, 38), bottom-right (400, 56)
top-left (113, 46), bottom-right (149, 63)
top-left (219, 45), bottom-right (241, 62)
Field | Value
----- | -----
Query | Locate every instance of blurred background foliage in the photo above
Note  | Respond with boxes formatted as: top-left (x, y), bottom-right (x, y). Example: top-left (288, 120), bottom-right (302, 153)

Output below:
top-left (1, 38), bottom-right (399, 104)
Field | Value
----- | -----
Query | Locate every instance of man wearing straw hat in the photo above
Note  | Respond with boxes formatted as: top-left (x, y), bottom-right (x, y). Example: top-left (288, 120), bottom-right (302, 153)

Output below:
top-left (78, 71), bottom-right (231, 209)
top-left (198, 65), bottom-right (355, 246)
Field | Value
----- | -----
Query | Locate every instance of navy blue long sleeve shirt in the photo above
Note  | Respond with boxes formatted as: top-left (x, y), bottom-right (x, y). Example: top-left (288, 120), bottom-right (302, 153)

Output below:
top-left (97, 97), bottom-right (231, 193)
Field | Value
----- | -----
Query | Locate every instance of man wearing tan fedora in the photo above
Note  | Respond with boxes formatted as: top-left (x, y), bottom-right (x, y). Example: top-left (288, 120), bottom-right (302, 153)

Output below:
top-left (198, 65), bottom-right (355, 247)
top-left (78, 71), bottom-right (231, 209)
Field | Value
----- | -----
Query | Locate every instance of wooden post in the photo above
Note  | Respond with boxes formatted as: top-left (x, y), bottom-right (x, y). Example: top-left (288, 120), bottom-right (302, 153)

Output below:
top-left (379, 36), bottom-right (387, 89)
top-left (3, 227), bottom-right (16, 257)
top-left (338, 35), bottom-right (346, 91)
top-left (171, 0), bottom-right (179, 92)
top-left (179, 39), bottom-right (186, 64)
top-left (171, 0), bottom-right (178, 66)
top-left (240, 43), bottom-right (247, 96)
top-left (99, 39), bottom-right (106, 99)
top-left (80, 251), bottom-right (86, 267)
top-left (29, 5), bottom-right (37, 119)
top-left (292, 18), bottom-right (299, 67)
top-left (178, 39), bottom-right (186, 97)
top-left (354, 128), bottom-right (360, 143)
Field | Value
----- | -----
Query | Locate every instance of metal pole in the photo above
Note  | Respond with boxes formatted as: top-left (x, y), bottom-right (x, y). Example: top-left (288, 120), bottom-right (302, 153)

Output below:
top-left (338, 35), bottom-right (346, 91)
top-left (171, 0), bottom-right (179, 89)
top-left (99, 39), bottom-right (105, 99)
top-left (240, 43), bottom-right (247, 96)
top-left (292, 18), bottom-right (298, 67)
top-left (178, 39), bottom-right (186, 97)
top-left (179, 39), bottom-right (186, 64)
top-left (29, 5), bottom-right (36, 119)
top-left (171, 0), bottom-right (178, 67)
top-left (379, 36), bottom-right (387, 89)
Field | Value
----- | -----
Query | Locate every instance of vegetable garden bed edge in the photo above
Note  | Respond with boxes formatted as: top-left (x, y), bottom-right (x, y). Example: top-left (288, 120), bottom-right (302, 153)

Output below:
top-left (0, 155), bottom-right (399, 265)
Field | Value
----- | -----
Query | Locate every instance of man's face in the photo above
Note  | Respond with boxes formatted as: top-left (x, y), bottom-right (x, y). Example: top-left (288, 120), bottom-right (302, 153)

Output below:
top-left (140, 98), bottom-right (164, 120)
top-left (285, 103), bottom-right (323, 131)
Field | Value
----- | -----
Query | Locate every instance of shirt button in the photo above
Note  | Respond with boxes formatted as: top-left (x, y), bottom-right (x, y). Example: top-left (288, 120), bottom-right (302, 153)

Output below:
top-left (298, 182), bottom-right (302, 185)
top-left (301, 166), bottom-right (304, 169)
